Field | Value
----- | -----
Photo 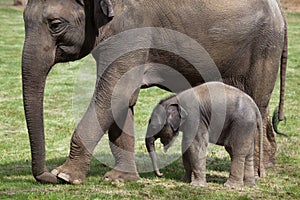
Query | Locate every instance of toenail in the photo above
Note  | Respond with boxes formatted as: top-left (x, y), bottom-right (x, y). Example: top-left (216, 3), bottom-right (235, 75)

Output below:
top-left (103, 177), bottom-right (110, 182)
top-left (51, 169), bottom-right (59, 176)
top-left (58, 173), bottom-right (70, 181)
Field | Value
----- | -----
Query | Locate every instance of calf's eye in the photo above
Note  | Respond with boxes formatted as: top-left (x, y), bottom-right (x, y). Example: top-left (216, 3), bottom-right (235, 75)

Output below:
top-left (48, 19), bottom-right (66, 34)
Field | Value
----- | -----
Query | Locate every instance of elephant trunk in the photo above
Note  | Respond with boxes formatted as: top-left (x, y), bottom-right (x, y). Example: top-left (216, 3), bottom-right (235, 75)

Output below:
top-left (145, 136), bottom-right (163, 177)
top-left (22, 34), bottom-right (57, 183)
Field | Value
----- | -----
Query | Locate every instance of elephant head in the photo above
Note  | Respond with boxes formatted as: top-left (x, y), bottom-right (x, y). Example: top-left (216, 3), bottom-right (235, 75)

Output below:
top-left (22, 0), bottom-right (114, 183)
top-left (145, 102), bottom-right (187, 177)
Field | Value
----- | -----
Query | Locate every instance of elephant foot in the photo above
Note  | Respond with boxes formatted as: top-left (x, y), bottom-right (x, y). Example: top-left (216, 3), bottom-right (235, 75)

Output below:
top-left (224, 179), bottom-right (243, 189)
top-left (190, 180), bottom-right (207, 187)
top-left (254, 168), bottom-right (266, 179)
top-left (263, 114), bottom-right (277, 169)
top-left (244, 179), bottom-right (256, 187)
top-left (35, 171), bottom-right (58, 184)
top-left (264, 161), bottom-right (275, 168)
top-left (103, 169), bottom-right (140, 182)
top-left (181, 174), bottom-right (191, 183)
top-left (51, 159), bottom-right (89, 184)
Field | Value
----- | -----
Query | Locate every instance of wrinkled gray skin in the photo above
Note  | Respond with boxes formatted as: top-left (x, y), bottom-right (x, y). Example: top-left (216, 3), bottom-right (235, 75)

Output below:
top-left (22, 0), bottom-right (286, 184)
top-left (146, 82), bottom-right (265, 188)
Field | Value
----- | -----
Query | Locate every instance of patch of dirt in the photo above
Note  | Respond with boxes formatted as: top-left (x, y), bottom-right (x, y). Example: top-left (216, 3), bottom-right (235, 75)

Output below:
top-left (281, 0), bottom-right (300, 13)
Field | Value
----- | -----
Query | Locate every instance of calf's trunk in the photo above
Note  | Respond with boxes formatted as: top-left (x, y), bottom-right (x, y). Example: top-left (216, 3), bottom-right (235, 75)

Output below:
top-left (145, 137), bottom-right (163, 177)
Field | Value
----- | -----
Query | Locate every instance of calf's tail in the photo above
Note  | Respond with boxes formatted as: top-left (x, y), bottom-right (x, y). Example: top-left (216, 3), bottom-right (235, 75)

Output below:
top-left (257, 112), bottom-right (266, 178)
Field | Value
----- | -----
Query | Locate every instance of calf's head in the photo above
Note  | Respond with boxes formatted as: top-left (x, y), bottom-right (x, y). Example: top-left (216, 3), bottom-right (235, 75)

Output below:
top-left (145, 102), bottom-right (187, 177)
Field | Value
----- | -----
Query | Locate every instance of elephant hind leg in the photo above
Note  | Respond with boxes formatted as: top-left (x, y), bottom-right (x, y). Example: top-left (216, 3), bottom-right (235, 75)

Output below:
top-left (245, 38), bottom-right (283, 169)
top-left (262, 115), bottom-right (277, 168)
top-left (104, 108), bottom-right (140, 181)
top-left (224, 146), bottom-right (245, 188)
top-left (243, 144), bottom-right (256, 186)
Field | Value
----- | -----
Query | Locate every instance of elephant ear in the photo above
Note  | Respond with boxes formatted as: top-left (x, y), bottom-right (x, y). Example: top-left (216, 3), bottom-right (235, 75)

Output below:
top-left (100, 0), bottom-right (115, 17)
top-left (75, 0), bottom-right (114, 31)
top-left (167, 104), bottom-right (188, 132)
top-left (92, 0), bottom-right (114, 35)
top-left (147, 105), bottom-right (167, 137)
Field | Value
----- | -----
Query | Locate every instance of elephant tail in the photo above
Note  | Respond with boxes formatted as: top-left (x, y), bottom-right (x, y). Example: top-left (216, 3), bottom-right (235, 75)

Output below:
top-left (272, 107), bottom-right (287, 137)
top-left (273, 16), bottom-right (288, 136)
top-left (257, 111), bottom-right (266, 178)
top-left (278, 17), bottom-right (288, 121)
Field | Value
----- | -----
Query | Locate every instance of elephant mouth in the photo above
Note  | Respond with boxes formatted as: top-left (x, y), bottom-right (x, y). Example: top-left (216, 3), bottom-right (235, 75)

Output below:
top-left (162, 136), bottom-right (177, 153)
top-left (163, 145), bottom-right (169, 153)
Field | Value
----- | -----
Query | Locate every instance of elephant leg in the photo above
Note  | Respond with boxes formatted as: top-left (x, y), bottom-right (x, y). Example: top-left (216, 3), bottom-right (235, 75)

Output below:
top-left (225, 37), bottom-right (282, 171)
top-left (103, 107), bottom-right (140, 181)
top-left (52, 102), bottom-right (103, 184)
top-left (226, 75), bottom-right (277, 172)
top-left (263, 112), bottom-right (277, 168)
top-left (189, 147), bottom-right (207, 187)
top-left (181, 151), bottom-right (192, 183)
top-left (253, 108), bottom-right (276, 173)
top-left (250, 88), bottom-right (277, 171)
top-left (184, 130), bottom-right (208, 187)
top-left (52, 49), bottom-right (145, 184)
top-left (248, 45), bottom-right (283, 170)
top-left (224, 146), bottom-right (245, 188)
top-left (243, 144), bottom-right (256, 186)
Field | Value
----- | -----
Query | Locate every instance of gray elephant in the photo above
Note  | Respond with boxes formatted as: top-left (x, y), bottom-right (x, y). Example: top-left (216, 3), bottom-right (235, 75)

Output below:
top-left (22, 0), bottom-right (286, 184)
top-left (145, 82), bottom-right (265, 188)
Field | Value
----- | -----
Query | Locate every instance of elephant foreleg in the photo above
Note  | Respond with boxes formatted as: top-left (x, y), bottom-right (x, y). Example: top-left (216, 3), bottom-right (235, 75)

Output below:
top-left (183, 129), bottom-right (208, 187)
top-left (52, 102), bottom-right (103, 184)
top-left (181, 151), bottom-right (192, 183)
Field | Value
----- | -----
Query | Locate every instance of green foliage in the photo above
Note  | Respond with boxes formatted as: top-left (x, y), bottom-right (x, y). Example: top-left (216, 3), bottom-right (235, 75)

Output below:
top-left (0, 7), bottom-right (299, 199)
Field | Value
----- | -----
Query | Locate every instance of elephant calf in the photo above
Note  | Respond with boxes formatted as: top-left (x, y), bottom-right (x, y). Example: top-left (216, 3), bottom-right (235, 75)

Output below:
top-left (145, 82), bottom-right (265, 188)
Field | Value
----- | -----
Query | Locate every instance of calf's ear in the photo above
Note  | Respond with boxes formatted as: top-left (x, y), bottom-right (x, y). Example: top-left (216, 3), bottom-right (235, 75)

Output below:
top-left (147, 105), bottom-right (167, 137)
top-left (167, 104), bottom-right (187, 132)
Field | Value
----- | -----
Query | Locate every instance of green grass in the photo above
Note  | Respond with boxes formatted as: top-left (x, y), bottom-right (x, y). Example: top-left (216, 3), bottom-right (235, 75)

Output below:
top-left (0, 7), bottom-right (299, 199)
top-left (0, 1), bottom-right (14, 6)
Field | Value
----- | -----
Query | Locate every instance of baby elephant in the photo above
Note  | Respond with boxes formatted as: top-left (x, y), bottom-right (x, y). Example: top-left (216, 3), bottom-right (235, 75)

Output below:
top-left (145, 82), bottom-right (265, 188)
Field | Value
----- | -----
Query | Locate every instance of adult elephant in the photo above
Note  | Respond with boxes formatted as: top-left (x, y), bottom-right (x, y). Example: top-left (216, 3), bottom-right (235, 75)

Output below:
top-left (22, 0), bottom-right (287, 184)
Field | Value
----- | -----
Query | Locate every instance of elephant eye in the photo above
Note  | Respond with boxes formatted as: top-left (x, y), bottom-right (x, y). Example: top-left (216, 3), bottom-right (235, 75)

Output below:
top-left (48, 19), bottom-right (66, 34)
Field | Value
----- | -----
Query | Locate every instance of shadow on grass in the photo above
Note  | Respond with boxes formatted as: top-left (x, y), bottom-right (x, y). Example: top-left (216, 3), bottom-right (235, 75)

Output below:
top-left (0, 157), bottom-right (65, 178)
top-left (0, 153), bottom-right (230, 185)
top-left (139, 154), bottom-right (230, 185)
